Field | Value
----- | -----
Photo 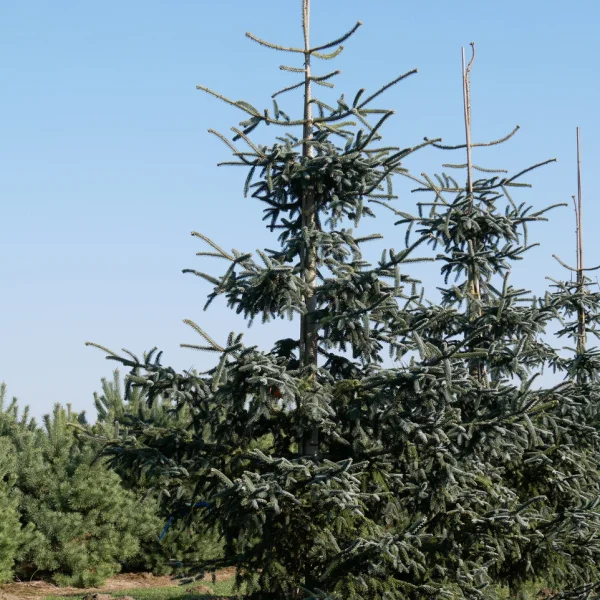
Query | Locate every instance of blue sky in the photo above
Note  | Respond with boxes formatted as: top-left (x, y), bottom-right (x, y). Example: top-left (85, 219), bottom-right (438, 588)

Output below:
top-left (1, 0), bottom-right (599, 419)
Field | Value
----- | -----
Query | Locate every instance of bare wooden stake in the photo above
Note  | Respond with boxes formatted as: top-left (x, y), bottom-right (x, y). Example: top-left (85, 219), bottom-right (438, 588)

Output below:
top-left (462, 44), bottom-right (475, 210)
top-left (576, 126), bottom-right (586, 353)
top-left (300, 0), bottom-right (319, 456)
top-left (461, 43), bottom-right (486, 382)
top-left (462, 44), bottom-right (477, 304)
top-left (552, 129), bottom-right (600, 358)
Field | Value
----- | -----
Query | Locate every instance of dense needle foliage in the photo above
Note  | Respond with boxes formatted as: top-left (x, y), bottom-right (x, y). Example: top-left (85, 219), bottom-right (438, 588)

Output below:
top-left (0, 435), bottom-right (25, 583)
top-left (86, 2), bottom-right (600, 599)
top-left (0, 382), bottom-right (219, 587)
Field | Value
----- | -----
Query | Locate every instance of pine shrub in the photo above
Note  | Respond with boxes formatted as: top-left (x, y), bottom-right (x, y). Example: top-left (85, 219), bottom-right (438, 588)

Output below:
top-left (0, 435), bottom-right (23, 583)
top-left (3, 401), bottom-right (160, 587)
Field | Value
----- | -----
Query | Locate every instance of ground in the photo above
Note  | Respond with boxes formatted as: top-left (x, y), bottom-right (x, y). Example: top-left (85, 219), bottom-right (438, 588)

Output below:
top-left (0, 570), bottom-right (237, 600)
top-left (0, 572), bottom-right (558, 600)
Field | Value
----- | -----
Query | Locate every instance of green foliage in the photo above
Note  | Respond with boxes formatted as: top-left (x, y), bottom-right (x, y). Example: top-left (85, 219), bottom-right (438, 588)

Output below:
top-left (0, 398), bottom-right (161, 587)
top-left (87, 3), bottom-right (600, 599)
top-left (0, 434), bottom-right (23, 583)
top-left (91, 370), bottom-right (224, 575)
top-left (0, 375), bottom-right (225, 586)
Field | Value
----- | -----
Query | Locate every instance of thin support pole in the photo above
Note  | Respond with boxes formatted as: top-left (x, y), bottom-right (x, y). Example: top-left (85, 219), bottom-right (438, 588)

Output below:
top-left (462, 44), bottom-right (479, 300)
top-left (576, 127), bottom-right (586, 353)
top-left (462, 46), bottom-right (474, 210)
top-left (461, 43), bottom-right (486, 382)
top-left (300, 0), bottom-right (319, 456)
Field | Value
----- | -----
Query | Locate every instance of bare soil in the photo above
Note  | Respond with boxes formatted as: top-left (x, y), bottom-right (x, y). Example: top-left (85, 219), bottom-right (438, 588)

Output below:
top-left (0, 569), bottom-right (236, 600)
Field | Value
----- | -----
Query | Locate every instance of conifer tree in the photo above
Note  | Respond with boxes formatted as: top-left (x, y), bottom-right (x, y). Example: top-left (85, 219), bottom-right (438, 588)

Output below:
top-left (0, 384), bottom-right (41, 583)
top-left (90, 370), bottom-right (223, 575)
top-left (88, 4), bottom-right (600, 599)
top-left (0, 432), bottom-right (23, 583)
top-left (392, 59), bottom-right (600, 597)
top-left (537, 130), bottom-right (600, 599)
top-left (4, 401), bottom-right (160, 587)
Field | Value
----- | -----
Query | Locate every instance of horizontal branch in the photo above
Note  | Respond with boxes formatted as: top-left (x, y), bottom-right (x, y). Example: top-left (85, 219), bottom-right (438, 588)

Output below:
top-left (501, 158), bottom-right (557, 186)
top-left (553, 254), bottom-right (600, 273)
top-left (245, 31), bottom-right (303, 53)
top-left (310, 21), bottom-right (362, 53)
top-left (425, 125), bottom-right (521, 151)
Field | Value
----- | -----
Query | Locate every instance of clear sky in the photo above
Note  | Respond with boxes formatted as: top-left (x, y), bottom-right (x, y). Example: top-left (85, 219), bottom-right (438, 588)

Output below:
top-left (1, 0), bottom-right (599, 419)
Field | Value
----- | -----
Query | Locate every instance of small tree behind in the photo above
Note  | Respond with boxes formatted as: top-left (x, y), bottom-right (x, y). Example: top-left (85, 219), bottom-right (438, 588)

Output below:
top-left (91, 369), bottom-right (223, 575)
top-left (0, 429), bottom-right (24, 583)
top-left (9, 402), bottom-right (159, 587)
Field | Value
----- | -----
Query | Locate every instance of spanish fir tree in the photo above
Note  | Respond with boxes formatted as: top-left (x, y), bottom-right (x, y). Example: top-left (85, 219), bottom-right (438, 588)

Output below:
top-left (390, 64), bottom-right (600, 597)
top-left (538, 130), bottom-right (600, 600)
top-left (88, 4), bottom-right (600, 599)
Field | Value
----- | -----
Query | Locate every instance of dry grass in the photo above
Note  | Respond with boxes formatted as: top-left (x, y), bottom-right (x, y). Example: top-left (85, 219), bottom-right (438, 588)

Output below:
top-left (0, 570), bottom-right (237, 600)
